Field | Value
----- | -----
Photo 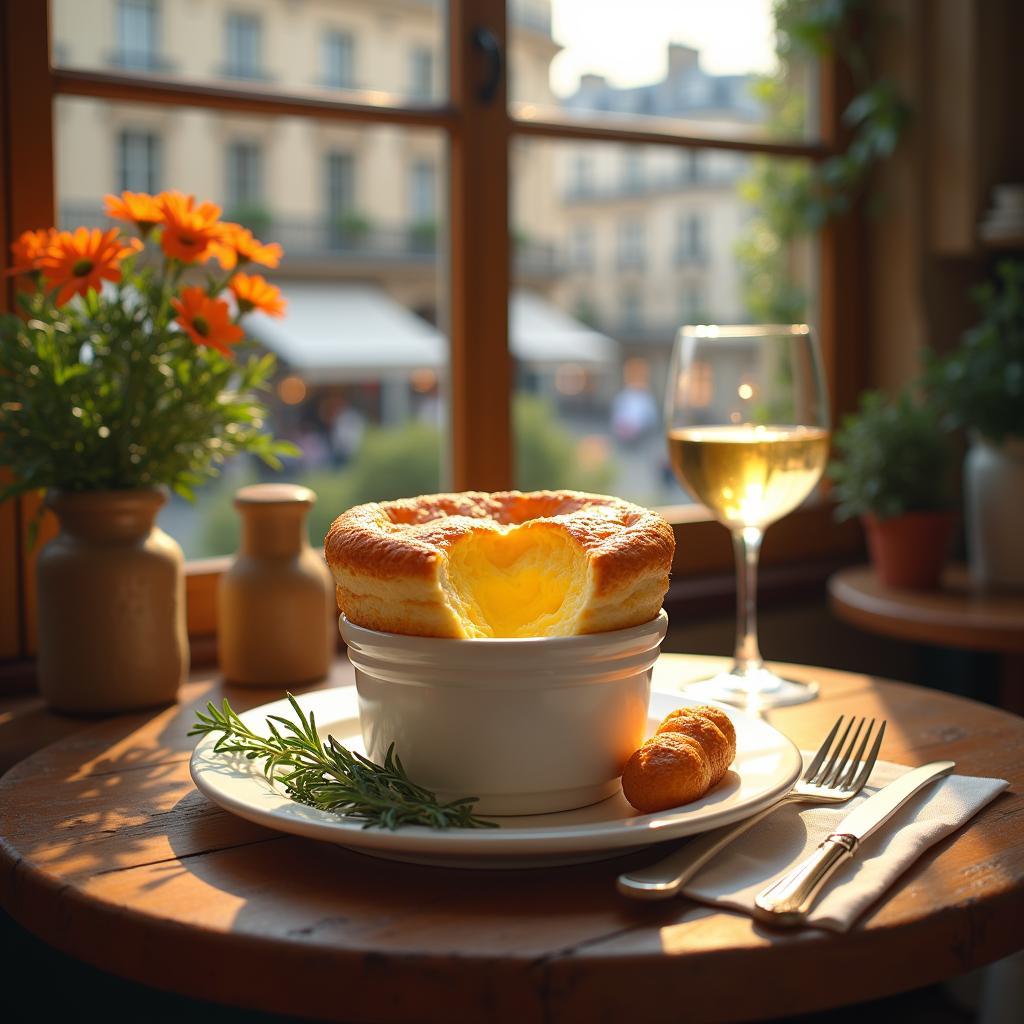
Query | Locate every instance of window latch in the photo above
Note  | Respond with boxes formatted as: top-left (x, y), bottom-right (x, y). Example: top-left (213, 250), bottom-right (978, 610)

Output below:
top-left (471, 27), bottom-right (504, 104)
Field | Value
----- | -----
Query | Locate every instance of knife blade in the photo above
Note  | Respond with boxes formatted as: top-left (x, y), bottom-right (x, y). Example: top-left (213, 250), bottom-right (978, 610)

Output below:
top-left (753, 759), bottom-right (955, 926)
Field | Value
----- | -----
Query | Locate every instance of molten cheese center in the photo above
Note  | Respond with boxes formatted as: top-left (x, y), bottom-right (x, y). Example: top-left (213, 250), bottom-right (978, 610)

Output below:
top-left (442, 525), bottom-right (589, 638)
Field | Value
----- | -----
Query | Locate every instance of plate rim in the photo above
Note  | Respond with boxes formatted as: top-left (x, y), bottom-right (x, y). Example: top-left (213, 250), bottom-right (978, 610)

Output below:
top-left (190, 687), bottom-right (802, 856)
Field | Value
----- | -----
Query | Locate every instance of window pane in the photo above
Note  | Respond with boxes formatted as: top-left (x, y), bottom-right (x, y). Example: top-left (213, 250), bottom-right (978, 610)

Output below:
top-left (511, 137), bottom-right (818, 506)
top-left (55, 96), bottom-right (448, 557)
top-left (118, 130), bottom-right (161, 192)
top-left (52, 0), bottom-right (448, 105)
top-left (510, 0), bottom-right (818, 142)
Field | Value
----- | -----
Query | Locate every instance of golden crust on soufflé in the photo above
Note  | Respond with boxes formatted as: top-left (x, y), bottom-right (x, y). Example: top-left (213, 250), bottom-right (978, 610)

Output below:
top-left (324, 490), bottom-right (675, 638)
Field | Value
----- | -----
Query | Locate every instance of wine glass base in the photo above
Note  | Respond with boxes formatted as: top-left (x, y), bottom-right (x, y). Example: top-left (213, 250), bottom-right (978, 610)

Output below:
top-left (681, 668), bottom-right (818, 711)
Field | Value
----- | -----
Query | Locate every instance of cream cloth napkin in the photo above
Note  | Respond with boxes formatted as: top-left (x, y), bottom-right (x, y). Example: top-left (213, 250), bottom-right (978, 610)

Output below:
top-left (677, 758), bottom-right (1008, 931)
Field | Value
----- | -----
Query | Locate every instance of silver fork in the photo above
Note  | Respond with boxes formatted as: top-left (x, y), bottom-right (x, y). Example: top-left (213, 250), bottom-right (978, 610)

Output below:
top-left (617, 715), bottom-right (886, 900)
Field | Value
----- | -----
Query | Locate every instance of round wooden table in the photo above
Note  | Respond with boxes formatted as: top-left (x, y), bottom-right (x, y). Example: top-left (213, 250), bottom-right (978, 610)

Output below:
top-left (829, 565), bottom-right (1024, 653)
top-left (1, 654), bottom-right (1022, 1023)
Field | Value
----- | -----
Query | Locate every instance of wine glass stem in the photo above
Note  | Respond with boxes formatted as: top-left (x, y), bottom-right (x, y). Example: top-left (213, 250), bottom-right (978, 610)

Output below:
top-left (732, 525), bottom-right (765, 676)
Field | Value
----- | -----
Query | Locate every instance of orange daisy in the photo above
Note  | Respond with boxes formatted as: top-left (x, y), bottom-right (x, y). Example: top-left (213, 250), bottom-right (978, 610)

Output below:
top-left (6, 228), bottom-right (55, 276)
top-left (105, 191), bottom-right (164, 235)
top-left (38, 227), bottom-right (142, 305)
top-left (230, 273), bottom-right (287, 317)
top-left (210, 222), bottom-right (283, 270)
top-left (171, 286), bottom-right (244, 357)
top-left (157, 191), bottom-right (223, 263)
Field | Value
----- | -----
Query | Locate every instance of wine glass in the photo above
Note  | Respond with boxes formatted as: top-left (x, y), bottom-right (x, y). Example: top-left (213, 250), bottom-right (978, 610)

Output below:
top-left (665, 324), bottom-right (830, 709)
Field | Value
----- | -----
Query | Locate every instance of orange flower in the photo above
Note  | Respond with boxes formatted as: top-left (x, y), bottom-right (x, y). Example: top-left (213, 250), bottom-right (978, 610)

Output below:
top-left (157, 191), bottom-right (222, 263)
top-left (38, 227), bottom-right (142, 305)
top-left (230, 272), bottom-right (287, 317)
top-left (105, 191), bottom-right (163, 234)
top-left (171, 286), bottom-right (244, 357)
top-left (6, 228), bottom-right (55, 276)
top-left (209, 222), bottom-right (282, 270)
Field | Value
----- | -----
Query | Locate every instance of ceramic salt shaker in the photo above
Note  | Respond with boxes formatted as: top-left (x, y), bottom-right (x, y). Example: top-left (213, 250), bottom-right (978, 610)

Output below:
top-left (218, 483), bottom-right (335, 686)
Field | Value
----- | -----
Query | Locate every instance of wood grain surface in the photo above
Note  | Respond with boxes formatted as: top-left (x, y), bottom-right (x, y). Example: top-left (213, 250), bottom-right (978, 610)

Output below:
top-left (829, 565), bottom-right (1024, 653)
top-left (1, 655), bottom-right (1022, 1024)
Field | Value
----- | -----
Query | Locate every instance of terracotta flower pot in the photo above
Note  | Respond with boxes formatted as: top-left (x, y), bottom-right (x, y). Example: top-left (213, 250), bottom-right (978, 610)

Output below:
top-left (36, 489), bottom-right (188, 713)
top-left (862, 510), bottom-right (956, 591)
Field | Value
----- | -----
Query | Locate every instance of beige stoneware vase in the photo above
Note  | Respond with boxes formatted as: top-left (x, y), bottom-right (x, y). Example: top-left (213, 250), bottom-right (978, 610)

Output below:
top-left (36, 489), bottom-right (188, 714)
top-left (218, 483), bottom-right (335, 686)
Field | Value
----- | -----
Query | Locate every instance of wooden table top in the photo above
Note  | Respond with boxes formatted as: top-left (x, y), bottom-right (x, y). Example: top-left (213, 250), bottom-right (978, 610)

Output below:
top-left (1, 655), bottom-right (1022, 1024)
top-left (829, 565), bottom-right (1024, 653)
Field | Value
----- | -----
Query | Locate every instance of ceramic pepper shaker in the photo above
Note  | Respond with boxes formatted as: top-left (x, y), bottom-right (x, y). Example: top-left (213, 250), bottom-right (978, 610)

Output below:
top-left (218, 483), bottom-right (335, 686)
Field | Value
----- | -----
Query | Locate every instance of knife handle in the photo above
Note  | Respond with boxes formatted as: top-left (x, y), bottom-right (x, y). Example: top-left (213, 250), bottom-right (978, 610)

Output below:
top-left (753, 833), bottom-right (857, 926)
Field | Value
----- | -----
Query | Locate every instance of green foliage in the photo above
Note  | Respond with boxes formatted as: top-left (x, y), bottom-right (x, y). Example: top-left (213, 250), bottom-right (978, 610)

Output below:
top-left (828, 389), bottom-right (953, 521)
top-left (924, 261), bottom-right (1024, 444)
top-left (334, 211), bottom-right (372, 240)
top-left (197, 396), bottom-right (617, 555)
top-left (737, 0), bottom-right (912, 321)
top-left (514, 394), bottom-right (616, 493)
top-left (409, 220), bottom-right (438, 251)
top-left (224, 202), bottom-right (272, 238)
top-left (0, 262), bottom-right (293, 504)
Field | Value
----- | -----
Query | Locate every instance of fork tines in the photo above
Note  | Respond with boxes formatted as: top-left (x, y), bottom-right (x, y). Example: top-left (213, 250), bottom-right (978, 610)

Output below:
top-left (803, 715), bottom-right (887, 793)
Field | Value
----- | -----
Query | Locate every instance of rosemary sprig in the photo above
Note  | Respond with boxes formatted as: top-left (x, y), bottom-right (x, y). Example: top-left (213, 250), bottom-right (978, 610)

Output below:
top-left (189, 694), bottom-right (497, 831)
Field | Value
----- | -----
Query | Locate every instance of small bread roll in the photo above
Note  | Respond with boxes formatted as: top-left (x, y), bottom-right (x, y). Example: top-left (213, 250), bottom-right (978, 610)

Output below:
top-left (622, 704), bottom-right (738, 813)
top-left (659, 705), bottom-right (736, 760)
top-left (657, 711), bottom-right (730, 785)
top-left (621, 733), bottom-right (712, 813)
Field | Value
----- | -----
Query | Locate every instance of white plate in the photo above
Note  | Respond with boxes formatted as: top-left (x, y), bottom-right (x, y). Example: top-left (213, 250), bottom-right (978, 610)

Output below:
top-left (190, 688), bottom-right (802, 868)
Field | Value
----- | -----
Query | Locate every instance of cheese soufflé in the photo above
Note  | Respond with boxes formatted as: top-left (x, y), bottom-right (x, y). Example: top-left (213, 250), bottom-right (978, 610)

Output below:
top-left (324, 490), bottom-right (675, 638)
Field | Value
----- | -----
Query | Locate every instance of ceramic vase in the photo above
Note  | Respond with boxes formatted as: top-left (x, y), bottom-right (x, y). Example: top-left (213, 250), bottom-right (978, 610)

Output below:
top-left (36, 489), bottom-right (188, 713)
top-left (218, 483), bottom-right (336, 686)
top-left (862, 509), bottom-right (955, 590)
top-left (964, 435), bottom-right (1024, 588)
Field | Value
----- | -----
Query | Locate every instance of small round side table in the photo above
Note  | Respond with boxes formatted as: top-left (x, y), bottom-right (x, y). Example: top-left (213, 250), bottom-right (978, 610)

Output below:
top-left (828, 564), bottom-right (1024, 710)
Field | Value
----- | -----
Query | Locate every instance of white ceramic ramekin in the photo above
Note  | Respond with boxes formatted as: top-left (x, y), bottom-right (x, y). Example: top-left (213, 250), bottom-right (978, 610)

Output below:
top-left (339, 610), bottom-right (668, 816)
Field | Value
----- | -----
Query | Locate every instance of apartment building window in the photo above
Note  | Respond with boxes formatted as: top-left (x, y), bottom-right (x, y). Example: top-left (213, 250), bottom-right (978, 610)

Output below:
top-left (225, 12), bottom-right (263, 79)
top-left (323, 30), bottom-right (355, 89)
top-left (570, 224), bottom-right (593, 270)
top-left (622, 150), bottom-right (644, 192)
top-left (679, 150), bottom-right (702, 183)
top-left (617, 218), bottom-right (645, 269)
top-left (227, 142), bottom-right (264, 209)
top-left (116, 0), bottom-right (158, 70)
top-left (676, 213), bottom-right (706, 263)
top-left (410, 47), bottom-right (434, 100)
top-left (621, 290), bottom-right (644, 332)
top-left (410, 160), bottom-right (437, 223)
top-left (570, 153), bottom-right (593, 197)
top-left (118, 130), bottom-right (161, 193)
top-left (682, 282), bottom-right (706, 324)
top-left (325, 151), bottom-right (362, 248)
top-left (326, 151), bottom-right (356, 218)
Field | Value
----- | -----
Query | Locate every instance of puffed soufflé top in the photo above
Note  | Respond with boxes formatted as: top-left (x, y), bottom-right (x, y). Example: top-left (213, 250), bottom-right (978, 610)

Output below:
top-left (325, 490), bottom-right (675, 638)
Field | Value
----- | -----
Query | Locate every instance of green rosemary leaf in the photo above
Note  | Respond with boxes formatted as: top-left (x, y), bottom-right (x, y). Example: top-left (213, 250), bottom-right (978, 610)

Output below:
top-left (189, 694), bottom-right (498, 831)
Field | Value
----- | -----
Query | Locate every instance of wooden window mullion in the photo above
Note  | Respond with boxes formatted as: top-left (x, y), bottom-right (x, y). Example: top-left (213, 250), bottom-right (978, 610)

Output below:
top-left (447, 0), bottom-right (512, 490)
top-left (0, 0), bottom-right (56, 659)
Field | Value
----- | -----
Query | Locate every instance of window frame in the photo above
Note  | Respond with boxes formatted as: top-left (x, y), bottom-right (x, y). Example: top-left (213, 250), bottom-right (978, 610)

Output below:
top-left (0, 0), bottom-right (864, 667)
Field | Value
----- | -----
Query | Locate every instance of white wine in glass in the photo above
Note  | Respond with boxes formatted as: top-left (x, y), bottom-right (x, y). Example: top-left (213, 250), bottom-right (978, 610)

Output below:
top-left (665, 325), bottom-right (830, 709)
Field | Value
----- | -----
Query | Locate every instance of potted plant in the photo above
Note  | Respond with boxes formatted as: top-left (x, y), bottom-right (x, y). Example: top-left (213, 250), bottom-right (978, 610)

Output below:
top-left (0, 190), bottom-right (294, 712)
top-left (926, 260), bottom-right (1024, 587)
top-left (829, 389), bottom-right (955, 589)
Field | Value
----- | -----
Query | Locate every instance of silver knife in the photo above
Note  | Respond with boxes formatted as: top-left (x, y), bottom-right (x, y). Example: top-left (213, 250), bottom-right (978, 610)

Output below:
top-left (752, 759), bottom-right (955, 926)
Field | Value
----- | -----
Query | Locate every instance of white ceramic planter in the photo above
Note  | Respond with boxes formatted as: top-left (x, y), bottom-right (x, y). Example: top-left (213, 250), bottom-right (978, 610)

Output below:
top-left (964, 435), bottom-right (1024, 588)
top-left (339, 611), bottom-right (669, 815)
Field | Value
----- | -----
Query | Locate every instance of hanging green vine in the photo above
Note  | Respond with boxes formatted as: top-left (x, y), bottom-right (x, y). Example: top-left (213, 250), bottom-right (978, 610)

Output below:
top-left (737, 0), bottom-right (912, 322)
